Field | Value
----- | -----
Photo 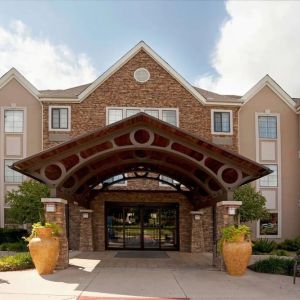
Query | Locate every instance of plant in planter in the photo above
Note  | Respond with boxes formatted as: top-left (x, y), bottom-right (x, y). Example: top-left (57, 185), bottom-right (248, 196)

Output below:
top-left (219, 225), bottom-right (252, 276)
top-left (25, 222), bottom-right (61, 275)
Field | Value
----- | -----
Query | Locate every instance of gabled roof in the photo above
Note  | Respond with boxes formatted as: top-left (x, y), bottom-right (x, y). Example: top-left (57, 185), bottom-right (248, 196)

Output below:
top-left (0, 43), bottom-right (299, 110)
top-left (40, 41), bottom-right (208, 104)
top-left (40, 83), bottom-right (91, 98)
top-left (241, 74), bottom-right (296, 112)
top-left (0, 68), bottom-right (40, 99)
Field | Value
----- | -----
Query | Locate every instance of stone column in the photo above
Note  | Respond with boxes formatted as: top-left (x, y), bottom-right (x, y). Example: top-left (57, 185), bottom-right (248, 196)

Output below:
top-left (68, 202), bottom-right (80, 250)
top-left (79, 209), bottom-right (94, 251)
top-left (190, 210), bottom-right (205, 252)
top-left (41, 198), bottom-right (69, 270)
top-left (213, 200), bottom-right (242, 270)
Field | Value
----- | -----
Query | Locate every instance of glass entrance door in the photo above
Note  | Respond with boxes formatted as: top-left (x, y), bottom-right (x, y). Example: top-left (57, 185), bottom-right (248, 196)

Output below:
top-left (106, 203), bottom-right (178, 250)
top-left (124, 207), bottom-right (141, 249)
top-left (143, 207), bottom-right (160, 249)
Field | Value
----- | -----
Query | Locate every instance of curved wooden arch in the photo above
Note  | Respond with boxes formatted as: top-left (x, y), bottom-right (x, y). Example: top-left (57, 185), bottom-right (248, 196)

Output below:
top-left (12, 113), bottom-right (271, 207)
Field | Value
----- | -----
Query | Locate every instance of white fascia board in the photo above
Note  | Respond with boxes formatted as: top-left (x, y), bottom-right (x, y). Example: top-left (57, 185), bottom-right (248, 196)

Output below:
top-left (241, 75), bottom-right (296, 112)
top-left (40, 98), bottom-right (80, 103)
top-left (77, 41), bottom-right (208, 105)
top-left (0, 68), bottom-right (40, 99)
top-left (205, 101), bottom-right (242, 106)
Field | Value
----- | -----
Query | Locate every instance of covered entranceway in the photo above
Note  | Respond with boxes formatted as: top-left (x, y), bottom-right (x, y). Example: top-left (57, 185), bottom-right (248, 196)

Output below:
top-left (106, 202), bottom-right (178, 250)
top-left (11, 112), bottom-right (271, 270)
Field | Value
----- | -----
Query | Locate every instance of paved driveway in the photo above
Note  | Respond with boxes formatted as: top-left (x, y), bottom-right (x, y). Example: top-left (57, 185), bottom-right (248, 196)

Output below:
top-left (0, 251), bottom-right (299, 300)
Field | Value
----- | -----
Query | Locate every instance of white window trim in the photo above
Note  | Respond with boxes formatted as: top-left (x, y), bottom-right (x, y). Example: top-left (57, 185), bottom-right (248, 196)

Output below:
top-left (257, 115), bottom-right (278, 140)
top-left (48, 106), bottom-right (71, 132)
top-left (4, 159), bottom-right (24, 184)
top-left (255, 112), bottom-right (282, 238)
top-left (0, 106), bottom-right (27, 227)
top-left (259, 164), bottom-right (278, 188)
top-left (106, 107), bottom-right (179, 127)
top-left (211, 109), bottom-right (233, 135)
top-left (3, 108), bottom-right (25, 134)
top-left (257, 211), bottom-right (281, 239)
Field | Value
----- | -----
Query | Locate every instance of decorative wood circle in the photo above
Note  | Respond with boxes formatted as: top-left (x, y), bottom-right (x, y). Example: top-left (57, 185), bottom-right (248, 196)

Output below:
top-left (222, 168), bottom-right (239, 184)
top-left (44, 164), bottom-right (62, 181)
top-left (134, 129), bottom-right (150, 144)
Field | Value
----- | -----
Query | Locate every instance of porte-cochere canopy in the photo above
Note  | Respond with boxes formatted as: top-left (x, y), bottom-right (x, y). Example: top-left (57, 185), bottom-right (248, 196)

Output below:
top-left (12, 113), bottom-right (271, 208)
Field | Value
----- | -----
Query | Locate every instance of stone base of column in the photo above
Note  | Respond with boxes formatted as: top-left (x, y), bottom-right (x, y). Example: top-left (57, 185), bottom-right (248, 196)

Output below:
top-left (42, 198), bottom-right (69, 270)
top-left (56, 236), bottom-right (69, 269)
top-left (79, 209), bottom-right (94, 251)
top-left (213, 201), bottom-right (242, 270)
top-left (190, 210), bottom-right (205, 252)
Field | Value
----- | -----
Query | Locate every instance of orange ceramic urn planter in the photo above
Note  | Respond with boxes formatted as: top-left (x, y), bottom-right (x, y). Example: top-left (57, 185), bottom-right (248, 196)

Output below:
top-left (29, 228), bottom-right (59, 275)
top-left (222, 239), bottom-right (252, 276)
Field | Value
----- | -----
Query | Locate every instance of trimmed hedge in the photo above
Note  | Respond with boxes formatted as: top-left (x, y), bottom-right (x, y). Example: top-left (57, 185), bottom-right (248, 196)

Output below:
top-left (0, 241), bottom-right (27, 252)
top-left (278, 237), bottom-right (300, 251)
top-left (249, 256), bottom-right (299, 277)
top-left (0, 252), bottom-right (33, 271)
top-left (0, 228), bottom-right (28, 243)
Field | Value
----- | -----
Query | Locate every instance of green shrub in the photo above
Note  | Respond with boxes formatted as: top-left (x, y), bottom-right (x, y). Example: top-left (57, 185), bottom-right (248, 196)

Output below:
top-left (273, 249), bottom-right (288, 257)
top-left (278, 238), bottom-right (300, 251)
top-left (249, 256), bottom-right (297, 276)
top-left (252, 238), bottom-right (277, 254)
top-left (0, 228), bottom-right (28, 243)
top-left (0, 252), bottom-right (33, 271)
top-left (0, 241), bottom-right (27, 252)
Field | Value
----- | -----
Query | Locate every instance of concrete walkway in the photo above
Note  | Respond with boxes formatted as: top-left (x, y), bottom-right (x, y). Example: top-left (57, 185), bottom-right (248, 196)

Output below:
top-left (0, 251), bottom-right (299, 300)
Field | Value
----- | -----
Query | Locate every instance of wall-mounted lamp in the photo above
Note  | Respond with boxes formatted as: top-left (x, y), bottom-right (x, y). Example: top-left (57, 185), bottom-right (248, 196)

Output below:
top-left (45, 203), bottom-right (56, 212)
top-left (228, 207), bottom-right (237, 216)
top-left (82, 213), bottom-right (89, 219)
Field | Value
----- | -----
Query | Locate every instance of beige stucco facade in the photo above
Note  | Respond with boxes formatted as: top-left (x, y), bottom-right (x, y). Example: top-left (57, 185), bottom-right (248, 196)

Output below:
top-left (239, 85), bottom-right (300, 239)
top-left (0, 78), bottom-right (42, 226)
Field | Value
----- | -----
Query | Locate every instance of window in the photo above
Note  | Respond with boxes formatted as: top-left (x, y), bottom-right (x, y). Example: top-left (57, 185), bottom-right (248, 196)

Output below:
top-left (126, 109), bottom-right (141, 118)
top-left (49, 107), bottom-right (70, 130)
top-left (108, 109), bottom-right (123, 125)
top-left (212, 111), bottom-right (231, 133)
top-left (4, 110), bottom-right (24, 133)
top-left (107, 107), bottom-right (178, 126)
top-left (160, 175), bottom-right (178, 186)
top-left (144, 109), bottom-right (159, 118)
top-left (260, 165), bottom-right (278, 187)
top-left (258, 116), bottom-right (277, 139)
top-left (4, 160), bottom-right (23, 183)
top-left (162, 110), bottom-right (177, 126)
top-left (104, 174), bottom-right (126, 186)
top-left (259, 213), bottom-right (278, 236)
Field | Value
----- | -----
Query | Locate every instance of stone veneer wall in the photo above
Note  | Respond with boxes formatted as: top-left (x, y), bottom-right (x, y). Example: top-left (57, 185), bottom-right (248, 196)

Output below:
top-left (68, 202), bottom-right (80, 250)
top-left (89, 190), bottom-right (213, 252)
top-left (41, 50), bottom-right (240, 192)
top-left (202, 207), bottom-right (214, 252)
top-left (42, 50), bottom-right (240, 151)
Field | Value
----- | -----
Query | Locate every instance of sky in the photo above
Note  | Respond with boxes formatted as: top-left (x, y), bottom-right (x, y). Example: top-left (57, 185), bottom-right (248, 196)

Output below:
top-left (0, 1), bottom-right (300, 97)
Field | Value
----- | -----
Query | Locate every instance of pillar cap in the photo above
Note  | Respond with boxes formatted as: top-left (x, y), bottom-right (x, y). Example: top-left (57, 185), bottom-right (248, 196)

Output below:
top-left (79, 209), bottom-right (93, 213)
top-left (217, 201), bottom-right (242, 207)
top-left (41, 198), bottom-right (68, 204)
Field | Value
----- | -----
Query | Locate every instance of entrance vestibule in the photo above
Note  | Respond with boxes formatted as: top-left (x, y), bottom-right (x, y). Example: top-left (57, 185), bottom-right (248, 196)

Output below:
top-left (106, 202), bottom-right (178, 250)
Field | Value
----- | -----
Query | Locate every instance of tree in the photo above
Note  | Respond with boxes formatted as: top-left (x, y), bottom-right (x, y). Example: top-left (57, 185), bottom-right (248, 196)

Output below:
top-left (6, 180), bottom-right (49, 225)
top-left (234, 184), bottom-right (269, 223)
